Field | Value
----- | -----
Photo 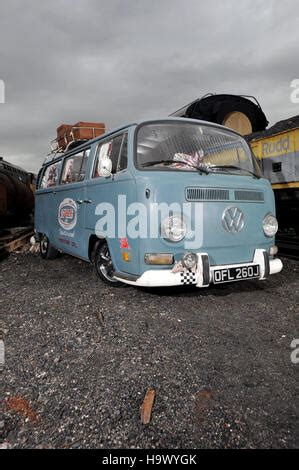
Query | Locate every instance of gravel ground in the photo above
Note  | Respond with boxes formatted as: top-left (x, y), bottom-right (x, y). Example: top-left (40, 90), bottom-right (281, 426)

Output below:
top-left (0, 250), bottom-right (298, 449)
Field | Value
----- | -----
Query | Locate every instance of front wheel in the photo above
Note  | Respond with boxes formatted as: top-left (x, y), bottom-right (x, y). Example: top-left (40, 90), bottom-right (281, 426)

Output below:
top-left (40, 234), bottom-right (58, 260)
top-left (94, 241), bottom-right (124, 287)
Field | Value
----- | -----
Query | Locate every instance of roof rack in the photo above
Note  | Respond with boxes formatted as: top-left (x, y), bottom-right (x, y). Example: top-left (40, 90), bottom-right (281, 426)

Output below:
top-left (50, 122), bottom-right (106, 154)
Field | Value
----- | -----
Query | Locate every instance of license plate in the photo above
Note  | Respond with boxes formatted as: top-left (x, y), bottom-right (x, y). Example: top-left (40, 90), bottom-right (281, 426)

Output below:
top-left (213, 264), bottom-right (260, 284)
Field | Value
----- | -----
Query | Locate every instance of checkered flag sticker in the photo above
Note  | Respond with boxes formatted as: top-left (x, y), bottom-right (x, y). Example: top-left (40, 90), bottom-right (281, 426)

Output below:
top-left (180, 270), bottom-right (197, 285)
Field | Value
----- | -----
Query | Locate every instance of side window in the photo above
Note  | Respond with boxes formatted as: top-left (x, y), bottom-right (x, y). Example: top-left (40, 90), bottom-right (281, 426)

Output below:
top-left (61, 149), bottom-right (89, 184)
top-left (118, 133), bottom-right (128, 172)
top-left (93, 141), bottom-right (111, 178)
top-left (78, 149), bottom-right (90, 181)
top-left (93, 134), bottom-right (125, 178)
top-left (109, 135), bottom-right (123, 173)
top-left (40, 162), bottom-right (59, 189)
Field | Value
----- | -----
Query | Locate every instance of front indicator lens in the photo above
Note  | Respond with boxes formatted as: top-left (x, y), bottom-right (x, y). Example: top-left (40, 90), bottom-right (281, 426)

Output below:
top-left (144, 253), bottom-right (174, 265)
top-left (263, 213), bottom-right (278, 237)
top-left (122, 252), bottom-right (130, 262)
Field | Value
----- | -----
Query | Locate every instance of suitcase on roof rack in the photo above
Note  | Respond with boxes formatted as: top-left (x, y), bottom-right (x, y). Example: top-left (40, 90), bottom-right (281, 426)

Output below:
top-left (71, 122), bottom-right (105, 141)
top-left (57, 124), bottom-right (73, 149)
top-left (54, 122), bottom-right (106, 151)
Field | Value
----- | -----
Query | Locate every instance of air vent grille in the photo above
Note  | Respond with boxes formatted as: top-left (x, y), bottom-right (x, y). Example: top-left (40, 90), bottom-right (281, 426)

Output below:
top-left (234, 190), bottom-right (264, 202)
top-left (186, 187), bottom-right (230, 201)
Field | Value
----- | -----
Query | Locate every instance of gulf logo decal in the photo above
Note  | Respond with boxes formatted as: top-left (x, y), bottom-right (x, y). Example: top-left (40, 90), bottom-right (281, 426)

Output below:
top-left (58, 198), bottom-right (77, 230)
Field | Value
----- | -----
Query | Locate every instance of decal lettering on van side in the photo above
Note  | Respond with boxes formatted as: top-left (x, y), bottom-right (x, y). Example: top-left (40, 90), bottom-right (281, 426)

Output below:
top-left (58, 198), bottom-right (77, 231)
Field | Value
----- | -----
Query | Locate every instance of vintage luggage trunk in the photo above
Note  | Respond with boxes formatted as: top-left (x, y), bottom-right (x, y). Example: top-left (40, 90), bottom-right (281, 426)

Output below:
top-left (71, 122), bottom-right (105, 141)
top-left (56, 124), bottom-right (73, 149)
top-left (55, 122), bottom-right (106, 150)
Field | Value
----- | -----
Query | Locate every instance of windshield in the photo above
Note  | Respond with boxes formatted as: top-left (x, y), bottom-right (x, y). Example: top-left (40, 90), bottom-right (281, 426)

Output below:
top-left (136, 122), bottom-right (261, 177)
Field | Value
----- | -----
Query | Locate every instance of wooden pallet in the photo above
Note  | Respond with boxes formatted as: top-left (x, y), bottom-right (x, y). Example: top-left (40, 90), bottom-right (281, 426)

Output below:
top-left (0, 227), bottom-right (34, 258)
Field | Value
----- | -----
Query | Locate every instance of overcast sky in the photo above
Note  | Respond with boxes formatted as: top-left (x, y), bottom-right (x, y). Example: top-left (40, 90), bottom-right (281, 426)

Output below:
top-left (0, 0), bottom-right (298, 173)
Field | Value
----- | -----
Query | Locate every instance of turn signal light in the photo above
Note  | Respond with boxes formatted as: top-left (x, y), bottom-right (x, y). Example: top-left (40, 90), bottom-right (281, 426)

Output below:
top-left (269, 245), bottom-right (278, 256)
top-left (144, 253), bottom-right (174, 265)
top-left (122, 252), bottom-right (131, 262)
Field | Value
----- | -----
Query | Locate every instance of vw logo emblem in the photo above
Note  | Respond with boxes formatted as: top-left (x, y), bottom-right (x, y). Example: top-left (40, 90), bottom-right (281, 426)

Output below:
top-left (222, 206), bottom-right (245, 233)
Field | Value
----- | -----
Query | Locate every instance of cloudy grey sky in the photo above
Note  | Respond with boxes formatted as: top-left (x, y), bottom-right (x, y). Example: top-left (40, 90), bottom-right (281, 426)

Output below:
top-left (0, 0), bottom-right (298, 172)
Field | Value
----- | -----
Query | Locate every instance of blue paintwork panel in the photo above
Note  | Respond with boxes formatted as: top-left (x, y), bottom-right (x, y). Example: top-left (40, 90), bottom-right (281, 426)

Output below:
top-left (135, 172), bottom-right (274, 272)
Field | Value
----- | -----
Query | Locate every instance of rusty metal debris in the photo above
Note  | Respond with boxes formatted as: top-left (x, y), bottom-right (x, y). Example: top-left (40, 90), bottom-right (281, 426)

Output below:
top-left (140, 388), bottom-right (156, 424)
top-left (195, 389), bottom-right (214, 423)
top-left (6, 396), bottom-right (39, 423)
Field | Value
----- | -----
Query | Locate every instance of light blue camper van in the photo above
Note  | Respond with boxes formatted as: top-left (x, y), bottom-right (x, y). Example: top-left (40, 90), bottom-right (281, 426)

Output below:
top-left (35, 118), bottom-right (282, 288)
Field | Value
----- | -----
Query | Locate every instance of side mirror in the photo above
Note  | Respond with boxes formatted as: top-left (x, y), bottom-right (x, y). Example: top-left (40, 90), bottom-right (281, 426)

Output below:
top-left (99, 158), bottom-right (112, 178)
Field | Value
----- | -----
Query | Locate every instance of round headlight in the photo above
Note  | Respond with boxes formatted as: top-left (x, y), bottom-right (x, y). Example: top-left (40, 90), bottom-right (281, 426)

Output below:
top-left (162, 215), bottom-right (186, 242)
top-left (263, 213), bottom-right (278, 237)
top-left (182, 252), bottom-right (197, 269)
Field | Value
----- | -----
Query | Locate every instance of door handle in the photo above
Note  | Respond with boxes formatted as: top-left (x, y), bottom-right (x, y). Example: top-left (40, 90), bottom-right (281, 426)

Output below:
top-left (77, 199), bottom-right (83, 204)
top-left (84, 199), bottom-right (93, 204)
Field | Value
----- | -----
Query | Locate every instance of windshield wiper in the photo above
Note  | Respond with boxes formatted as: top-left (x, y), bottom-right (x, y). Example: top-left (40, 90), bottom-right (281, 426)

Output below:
top-left (141, 160), bottom-right (175, 167)
top-left (180, 161), bottom-right (210, 174)
top-left (208, 165), bottom-right (260, 179)
top-left (141, 159), bottom-right (209, 174)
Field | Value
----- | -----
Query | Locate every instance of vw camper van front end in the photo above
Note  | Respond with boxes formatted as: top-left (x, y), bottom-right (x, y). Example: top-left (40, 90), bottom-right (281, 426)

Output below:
top-left (113, 120), bottom-right (282, 287)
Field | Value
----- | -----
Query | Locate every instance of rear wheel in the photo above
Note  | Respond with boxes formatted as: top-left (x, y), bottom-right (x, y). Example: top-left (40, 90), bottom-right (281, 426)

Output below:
top-left (94, 241), bottom-right (124, 287)
top-left (40, 234), bottom-right (58, 260)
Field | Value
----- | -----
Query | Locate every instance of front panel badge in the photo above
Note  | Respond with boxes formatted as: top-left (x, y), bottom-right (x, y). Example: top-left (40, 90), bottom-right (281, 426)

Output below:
top-left (222, 206), bottom-right (244, 233)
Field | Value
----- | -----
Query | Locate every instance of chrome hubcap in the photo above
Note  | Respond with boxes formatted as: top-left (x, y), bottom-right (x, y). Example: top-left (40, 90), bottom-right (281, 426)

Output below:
top-left (97, 244), bottom-right (118, 282)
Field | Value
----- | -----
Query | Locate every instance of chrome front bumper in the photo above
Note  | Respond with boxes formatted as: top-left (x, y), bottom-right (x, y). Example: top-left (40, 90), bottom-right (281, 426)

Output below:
top-left (114, 249), bottom-right (283, 288)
